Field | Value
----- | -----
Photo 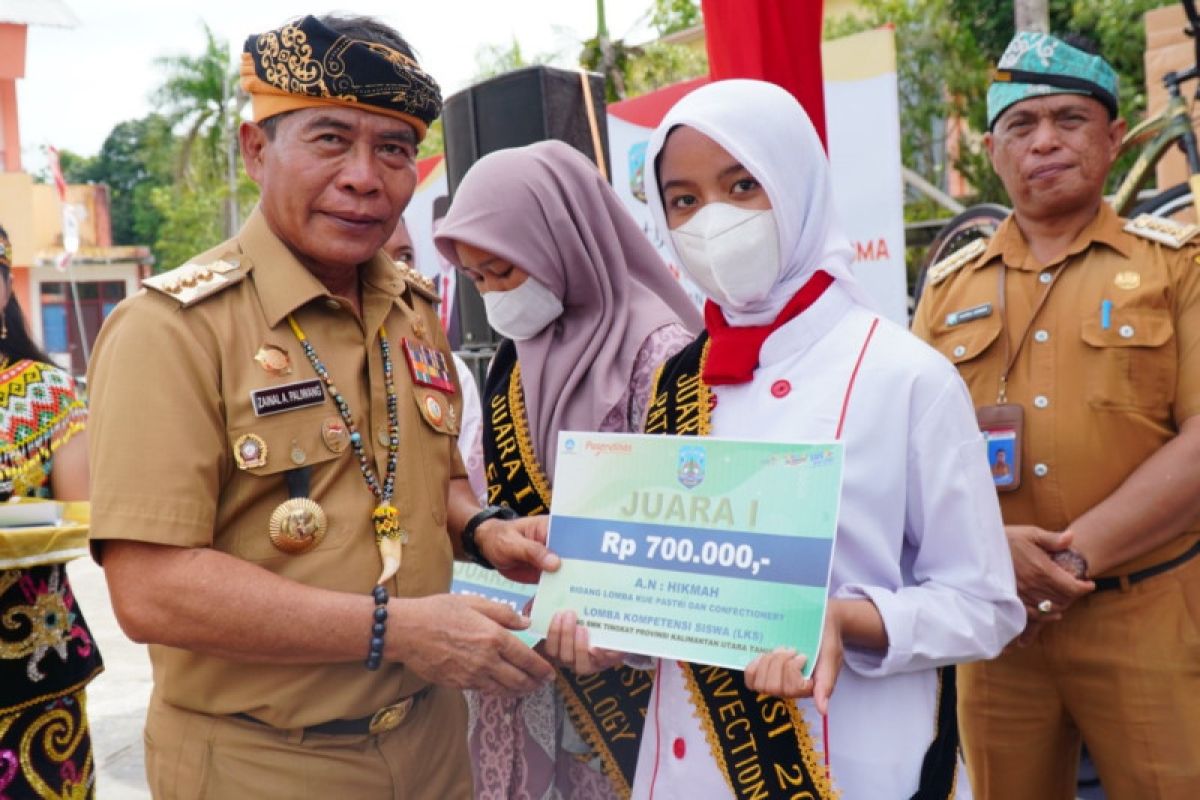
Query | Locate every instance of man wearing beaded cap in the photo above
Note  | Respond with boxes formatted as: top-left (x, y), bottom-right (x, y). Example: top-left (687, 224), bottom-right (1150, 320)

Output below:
top-left (87, 14), bottom-right (559, 798)
top-left (913, 32), bottom-right (1200, 799)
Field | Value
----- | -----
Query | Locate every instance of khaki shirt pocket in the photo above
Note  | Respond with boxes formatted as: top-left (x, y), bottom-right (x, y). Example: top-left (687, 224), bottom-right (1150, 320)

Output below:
top-left (1080, 307), bottom-right (1175, 411)
top-left (929, 316), bottom-right (1003, 400)
top-left (409, 386), bottom-right (460, 526)
top-left (226, 413), bottom-right (347, 562)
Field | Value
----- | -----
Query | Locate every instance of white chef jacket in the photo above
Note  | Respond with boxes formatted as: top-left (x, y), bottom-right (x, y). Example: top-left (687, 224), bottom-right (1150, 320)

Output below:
top-left (631, 283), bottom-right (1024, 799)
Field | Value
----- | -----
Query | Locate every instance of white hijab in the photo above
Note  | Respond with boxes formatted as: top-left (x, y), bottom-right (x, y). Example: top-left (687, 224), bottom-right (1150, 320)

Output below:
top-left (644, 79), bottom-right (876, 325)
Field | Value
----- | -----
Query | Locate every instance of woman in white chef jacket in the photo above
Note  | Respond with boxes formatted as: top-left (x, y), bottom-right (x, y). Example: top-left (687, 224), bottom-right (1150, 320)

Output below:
top-left (548, 79), bottom-right (1025, 799)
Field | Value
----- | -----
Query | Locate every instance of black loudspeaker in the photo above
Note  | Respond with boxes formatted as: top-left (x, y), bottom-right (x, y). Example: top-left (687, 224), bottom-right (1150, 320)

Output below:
top-left (443, 65), bottom-right (611, 198)
top-left (442, 65), bottom-right (611, 352)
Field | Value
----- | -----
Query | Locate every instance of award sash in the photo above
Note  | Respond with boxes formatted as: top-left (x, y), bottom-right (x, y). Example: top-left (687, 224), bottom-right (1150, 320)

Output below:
top-left (646, 334), bottom-right (835, 800)
top-left (647, 331), bottom-right (959, 800)
top-left (481, 341), bottom-right (651, 796)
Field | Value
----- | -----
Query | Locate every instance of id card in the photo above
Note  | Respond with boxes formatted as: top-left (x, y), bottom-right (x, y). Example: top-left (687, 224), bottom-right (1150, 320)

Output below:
top-left (976, 403), bottom-right (1023, 492)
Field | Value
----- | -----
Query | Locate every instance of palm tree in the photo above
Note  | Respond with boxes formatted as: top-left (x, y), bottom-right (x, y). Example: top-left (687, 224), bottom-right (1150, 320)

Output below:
top-left (153, 22), bottom-right (244, 235)
top-left (581, 0), bottom-right (636, 101)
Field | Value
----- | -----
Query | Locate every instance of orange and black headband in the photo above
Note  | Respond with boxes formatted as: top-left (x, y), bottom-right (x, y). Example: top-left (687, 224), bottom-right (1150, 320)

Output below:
top-left (240, 16), bottom-right (442, 141)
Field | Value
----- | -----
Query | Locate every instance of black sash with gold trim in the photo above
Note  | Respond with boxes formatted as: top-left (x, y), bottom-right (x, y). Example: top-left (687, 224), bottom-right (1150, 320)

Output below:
top-left (646, 334), bottom-right (835, 799)
top-left (482, 341), bottom-right (652, 797)
top-left (647, 334), bottom-right (959, 800)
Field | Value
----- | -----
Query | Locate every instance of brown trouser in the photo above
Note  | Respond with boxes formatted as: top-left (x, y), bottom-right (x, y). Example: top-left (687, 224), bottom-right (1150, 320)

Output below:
top-left (959, 552), bottom-right (1200, 800)
top-left (144, 685), bottom-right (471, 799)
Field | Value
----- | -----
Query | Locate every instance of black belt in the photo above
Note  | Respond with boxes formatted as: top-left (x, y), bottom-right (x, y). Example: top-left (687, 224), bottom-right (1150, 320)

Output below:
top-left (1093, 539), bottom-right (1200, 593)
top-left (233, 688), bottom-right (427, 737)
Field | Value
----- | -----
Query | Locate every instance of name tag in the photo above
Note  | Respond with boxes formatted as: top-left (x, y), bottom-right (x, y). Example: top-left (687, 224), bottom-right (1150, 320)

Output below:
top-left (250, 379), bottom-right (326, 417)
top-left (945, 303), bottom-right (992, 327)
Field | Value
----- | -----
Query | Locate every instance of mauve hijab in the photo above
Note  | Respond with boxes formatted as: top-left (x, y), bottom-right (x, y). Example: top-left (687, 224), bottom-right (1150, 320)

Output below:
top-left (435, 140), bottom-right (701, 474)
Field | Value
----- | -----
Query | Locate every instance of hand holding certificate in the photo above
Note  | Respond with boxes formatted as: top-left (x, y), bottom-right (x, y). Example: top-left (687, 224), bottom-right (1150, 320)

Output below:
top-left (531, 432), bottom-right (843, 673)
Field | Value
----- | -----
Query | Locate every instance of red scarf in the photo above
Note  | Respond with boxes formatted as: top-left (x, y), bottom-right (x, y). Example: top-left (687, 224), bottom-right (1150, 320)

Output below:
top-left (702, 270), bottom-right (834, 386)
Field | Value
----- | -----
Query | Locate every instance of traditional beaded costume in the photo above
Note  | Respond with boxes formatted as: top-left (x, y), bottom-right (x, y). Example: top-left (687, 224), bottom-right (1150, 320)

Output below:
top-left (0, 359), bottom-right (101, 799)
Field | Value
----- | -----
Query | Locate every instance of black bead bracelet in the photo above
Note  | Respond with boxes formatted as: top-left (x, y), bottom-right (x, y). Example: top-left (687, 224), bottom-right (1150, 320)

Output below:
top-left (366, 584), bottom-right (388, 671)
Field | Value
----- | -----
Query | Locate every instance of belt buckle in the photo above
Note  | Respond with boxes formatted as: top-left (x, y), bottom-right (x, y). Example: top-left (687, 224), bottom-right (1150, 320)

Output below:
top-left (368, 696), bottom-right (414, 736)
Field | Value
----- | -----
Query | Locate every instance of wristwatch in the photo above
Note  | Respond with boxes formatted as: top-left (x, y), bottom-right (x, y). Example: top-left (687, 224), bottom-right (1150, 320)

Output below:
top-left (462, 505), bottom-right (518, 569)
top-left (1051, 548), bottom-right (1090, 580)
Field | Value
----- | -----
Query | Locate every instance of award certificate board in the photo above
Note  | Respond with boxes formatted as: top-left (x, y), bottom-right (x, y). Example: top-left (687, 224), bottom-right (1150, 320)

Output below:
top-left (450, 562), bottom-right (541, 648)
top-left (531, 432), bottom-right (843, 671)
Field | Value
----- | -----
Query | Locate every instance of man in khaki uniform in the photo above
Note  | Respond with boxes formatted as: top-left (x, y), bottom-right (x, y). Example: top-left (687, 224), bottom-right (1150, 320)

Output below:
top-left (913, 33), bottom-right (1200, 799)
top-left (87, 14), bottom-right (557, 799)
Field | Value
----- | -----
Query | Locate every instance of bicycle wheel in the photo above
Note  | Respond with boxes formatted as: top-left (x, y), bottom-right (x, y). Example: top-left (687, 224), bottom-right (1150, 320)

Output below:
top-left (1129, 182), bottom-right (1193, 219)
top-left (912, 203), bottom-right (1009, 307)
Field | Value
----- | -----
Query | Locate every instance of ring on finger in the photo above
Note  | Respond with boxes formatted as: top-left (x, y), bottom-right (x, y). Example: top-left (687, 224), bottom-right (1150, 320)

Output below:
top-left (1037, 599), bottom-right (1053, 615)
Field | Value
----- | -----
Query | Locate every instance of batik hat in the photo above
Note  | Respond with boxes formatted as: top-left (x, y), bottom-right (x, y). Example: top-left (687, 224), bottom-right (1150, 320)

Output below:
top-left (241, 15), bottom-right (442, 141)
top-left (987, 32), bottom-right (1119, 129)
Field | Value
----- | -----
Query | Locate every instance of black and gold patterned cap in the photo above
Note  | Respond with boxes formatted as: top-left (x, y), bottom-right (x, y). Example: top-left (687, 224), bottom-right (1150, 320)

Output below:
top-left (241, 15), bottom-right (442, 141)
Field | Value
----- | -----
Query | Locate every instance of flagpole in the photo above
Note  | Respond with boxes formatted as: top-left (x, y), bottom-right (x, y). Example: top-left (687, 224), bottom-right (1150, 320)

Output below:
top-left (47, 146), bottom-right (91, 370)
top-left (63, 255), bottom-right (90, 365)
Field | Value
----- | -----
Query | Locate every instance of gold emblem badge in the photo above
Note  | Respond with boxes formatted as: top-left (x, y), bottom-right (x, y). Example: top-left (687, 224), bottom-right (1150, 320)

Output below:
top-left (254, 344), bottom-right (293, 376)
top-left (1114, 271), bottom-right (1141, 290)
top-left (411, 316), bottom-right (428, 339)
top-left (290, 440), bottom-right (307, 465)
top-left (423, 395), bottom-right (444, 425)
top-left (268, 498), bottom-right (328, 554)
top-left (368, 696), bottom-right (416, 735)
top-left (233, 434), bottom-right (268, 470)
top-left (322, 417), bottom-right (350, 453)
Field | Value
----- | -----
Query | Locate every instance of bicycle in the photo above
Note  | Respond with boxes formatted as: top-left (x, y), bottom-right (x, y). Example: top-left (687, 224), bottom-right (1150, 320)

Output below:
top-left (913, 0), bottom-right (1200, 304)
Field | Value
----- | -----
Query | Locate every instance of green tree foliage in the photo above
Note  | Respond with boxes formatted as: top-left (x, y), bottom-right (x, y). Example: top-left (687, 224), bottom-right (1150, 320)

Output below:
top-left (153, 22), bottom-right (241, 188)
top-left (148, 23), bottom-right (254, 266)
top-left (623, 40), bottom-right (708, 96)
top-left (828, 0), bottom-right (1172, 212)
top-left (650, 0), bottom-right (702, 36)
top-left (580, 0), bottom-right (707, 101)
top-left (56, 115), bottom-right (176, 247)
top-left (418, 118), bottom-right (445, 161)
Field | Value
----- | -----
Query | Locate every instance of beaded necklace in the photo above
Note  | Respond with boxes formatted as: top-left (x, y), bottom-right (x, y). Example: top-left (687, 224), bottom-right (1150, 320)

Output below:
top-left (286, 314), bottom-right (406, 585)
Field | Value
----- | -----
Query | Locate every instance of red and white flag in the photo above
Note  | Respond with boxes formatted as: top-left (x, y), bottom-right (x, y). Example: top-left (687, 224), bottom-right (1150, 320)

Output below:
top-left (46, 146), bottom-right (77, 270)
top-left (47, 146), bottom-right (68, 201)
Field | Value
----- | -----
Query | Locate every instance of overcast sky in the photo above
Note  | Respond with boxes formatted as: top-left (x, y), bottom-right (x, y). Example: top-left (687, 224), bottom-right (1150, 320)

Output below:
top-left (17, 1), bottom-right (659, 170)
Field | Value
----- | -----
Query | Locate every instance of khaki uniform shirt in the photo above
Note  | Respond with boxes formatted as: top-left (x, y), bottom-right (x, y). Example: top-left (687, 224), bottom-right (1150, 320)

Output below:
top-left (912, 204), bottom-right (1200, 577)
top-left (88, 208), bottom-right (465, 728)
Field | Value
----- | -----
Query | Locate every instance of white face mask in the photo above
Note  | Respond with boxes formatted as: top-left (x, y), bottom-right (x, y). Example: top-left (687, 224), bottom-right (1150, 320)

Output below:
top-left (482, 277), bottom-right (564, 341)
top-left (670, 203), bottom-right (781, 310)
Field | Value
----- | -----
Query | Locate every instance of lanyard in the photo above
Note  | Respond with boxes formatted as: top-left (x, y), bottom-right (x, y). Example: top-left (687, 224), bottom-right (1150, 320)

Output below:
top-left (994, 262), bottom-right (1065, 403)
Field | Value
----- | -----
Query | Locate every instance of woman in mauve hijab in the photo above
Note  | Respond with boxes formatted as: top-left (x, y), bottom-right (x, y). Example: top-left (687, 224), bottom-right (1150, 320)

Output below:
top-left (557, 80), bottom-right (1024, 800)
top-left (435, 140), bottom-right (700, 800)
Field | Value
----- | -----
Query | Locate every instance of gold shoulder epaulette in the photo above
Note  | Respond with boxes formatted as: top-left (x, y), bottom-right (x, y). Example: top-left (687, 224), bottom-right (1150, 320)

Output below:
top-left (927, 237), bottom-right (989, 287)
top-left (1124, 214), bottom-right (1200, 249)
top-left (397, 262), bottom-right (440, 303)
top-left (143, 255), bottom-right (246, 308)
